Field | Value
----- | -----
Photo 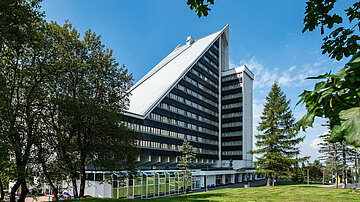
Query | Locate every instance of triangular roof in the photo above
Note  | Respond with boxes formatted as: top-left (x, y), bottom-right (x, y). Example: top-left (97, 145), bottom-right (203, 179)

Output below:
top-left (125, 25), bottom-right (229, 119)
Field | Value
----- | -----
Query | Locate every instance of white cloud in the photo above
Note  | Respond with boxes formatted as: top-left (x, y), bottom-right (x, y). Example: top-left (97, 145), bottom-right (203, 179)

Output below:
top-left (309, 138), bottom-right (323, 149)
top-left (238, 57), bottom-right (322, 89)
top-left (288, 65), bottom-right (296, 72)
top-left (239, 57), bottom-right (276, 89)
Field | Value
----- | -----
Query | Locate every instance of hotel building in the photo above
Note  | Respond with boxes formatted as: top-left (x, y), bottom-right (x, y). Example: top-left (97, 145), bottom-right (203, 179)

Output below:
top-left (121, 25), bottom-right (258, 188)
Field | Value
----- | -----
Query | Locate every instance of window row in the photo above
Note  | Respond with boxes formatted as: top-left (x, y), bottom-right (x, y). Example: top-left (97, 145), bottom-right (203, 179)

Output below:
top-left (222, 112), bottom-right (242, 119)
top-left (208, 48), bottom-right (218, 60)
top-left (222, 131), bottom-right (242, 137)
top-left (222, 93), bottom-right (242, 101)
top-left (190, 68), bottom-right (218, 89)
top-left (197, 61), bottom-right (218, 78)
top-left (136, 140), bottom-right (218, 155)
top-left (183, 76), bottom-right (218, 98)
top-left (168, 93), bottom-right (218, 116)
top-left (222, 141), bottom-right (242, 146)
top-left (203, 54), bottom-right (218, 70)
top-left (222, 74), bottom-right (241, 82)
top-left (178, 82), bottom-right (218, 106)
top-left (222, 102), bottom-right (242, 109)
top-left (124, 122), bottom-right (218, 145)
top-left (160, 103), bottom-right (217, 126)
top-left (222, 122), bottom-right (242, 128)
top-left (222, 150), bottom-right (242, 156)
top-left (222, 83), bottom-right (242, 91)
top-left (213, 43), bottom-right (219, 51)
top-left (150, 113), bottom-right (218, 136)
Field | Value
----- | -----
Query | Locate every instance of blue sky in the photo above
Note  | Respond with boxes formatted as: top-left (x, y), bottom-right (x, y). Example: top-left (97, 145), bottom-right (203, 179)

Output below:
top-left (41, 0), bottom-right (350, 162)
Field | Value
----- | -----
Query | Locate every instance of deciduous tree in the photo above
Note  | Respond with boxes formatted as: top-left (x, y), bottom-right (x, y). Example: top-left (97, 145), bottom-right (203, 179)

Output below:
top-left (46, 21), bottom-right (136, 198)
top-left (187, 0), bottom-right (214, 17)
top-left (298, 0), bottom-right (360, 148)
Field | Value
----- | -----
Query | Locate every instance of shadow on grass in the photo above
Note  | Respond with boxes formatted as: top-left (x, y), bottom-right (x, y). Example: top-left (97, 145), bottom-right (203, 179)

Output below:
top-left (74, 193), bottom-right (228, 202)
top-left (151, 193), bottom-right (228, 201)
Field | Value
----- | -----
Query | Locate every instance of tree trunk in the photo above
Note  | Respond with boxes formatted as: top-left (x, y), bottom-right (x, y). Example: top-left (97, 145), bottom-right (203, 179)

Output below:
top-left (0, 177), bottom-right (4, 201)
top-left (18, 179), bottom-right (28, 202)
top-left (184, 175), bottom-right (187, 195)
top-left (42, 162), bottom-right (59, 201)
top-left (342, 143), bottom-right (347, 188)
top-left (266, 177), bottom-right (271, 186)
top-left (79, 155), bottom-right (86, 198)
top-left (10, 181), bottom-right (20, 202)
top-left (272, 178), bottom-right (275, 186)
top-left (333, 143), bottom-right (338, 188)
top-left (71, 177), bottom-right (78, 199)
top-left (335, 168), bottom-right (338, 188)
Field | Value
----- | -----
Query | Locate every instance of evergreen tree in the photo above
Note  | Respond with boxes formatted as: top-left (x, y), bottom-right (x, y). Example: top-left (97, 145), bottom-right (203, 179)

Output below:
top-left (318, 132), bottom-right (341, 188)
top-left (177, 139), bottom-right (196, 194)
top-left (249, 82), bottom-right (307, 186)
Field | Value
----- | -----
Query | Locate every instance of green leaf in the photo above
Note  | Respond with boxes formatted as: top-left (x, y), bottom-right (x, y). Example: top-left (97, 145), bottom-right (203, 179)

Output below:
top-left (338, 107), bottom-right (360, 147)
top-left (329, 125), bottom-right (344, 143)
top-left (297, 113), bottom-right (315, 131)
top-left (346, 52), bottom-right (360, 69)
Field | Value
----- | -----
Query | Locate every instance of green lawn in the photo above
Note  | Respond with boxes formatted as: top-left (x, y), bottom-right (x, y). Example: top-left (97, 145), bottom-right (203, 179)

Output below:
top-left (75, 184), bottom-right (360, 202)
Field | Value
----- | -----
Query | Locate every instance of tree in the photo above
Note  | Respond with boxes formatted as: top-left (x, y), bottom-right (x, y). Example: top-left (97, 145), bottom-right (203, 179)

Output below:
top-left (0, 1), bottom-right (54, 201)
top-left (298, 0), bottom-right (360, 148)
top-left (45, 21), bottom-right (137, 198)
top-left (249, 82), bottom-right (307, 186)
top-left (291, 160), bottom-right (305, 184)
top-left (1, 1), bottom-right (137, 200)
top-left (0, 146), bottom-right (14, 201)
top-left (307, 160), bottom-right (324, 183)
top-left (187, 0), bottom-right (215, 17)
top-left (318, 131), bottom-right (341, 188)
top-left (177, 139), bottom-right (196, 194)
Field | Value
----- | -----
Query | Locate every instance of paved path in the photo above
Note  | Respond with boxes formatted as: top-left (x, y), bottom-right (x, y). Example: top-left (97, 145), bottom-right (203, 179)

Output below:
top-left (317, 183), bottom-right (360, 189)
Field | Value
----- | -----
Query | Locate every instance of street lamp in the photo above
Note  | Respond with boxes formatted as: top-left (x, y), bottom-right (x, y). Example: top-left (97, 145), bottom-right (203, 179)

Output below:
top-left (206, 166), bottom-right (209, 192)
top-left (355, 152), bottom-right (358, 187)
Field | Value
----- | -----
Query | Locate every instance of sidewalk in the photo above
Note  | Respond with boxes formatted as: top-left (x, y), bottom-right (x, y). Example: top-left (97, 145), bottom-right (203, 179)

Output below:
top-left (317, 183), bottom-right (360, 189)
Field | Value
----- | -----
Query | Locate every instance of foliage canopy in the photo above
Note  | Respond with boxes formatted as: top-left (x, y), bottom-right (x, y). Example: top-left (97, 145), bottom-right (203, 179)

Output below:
top-left (298, 0), bottom-right (360, 147)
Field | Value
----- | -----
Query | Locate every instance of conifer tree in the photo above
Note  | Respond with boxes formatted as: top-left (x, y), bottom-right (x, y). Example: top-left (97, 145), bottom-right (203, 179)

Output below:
top-left (318, 132), bottom-right (341, 188)
top-left (318, 131), bottom-right (357, 188)
top-left (177, 139), bottom-right (196, 194)
top-left (249, 82), bottom-right (306, 186)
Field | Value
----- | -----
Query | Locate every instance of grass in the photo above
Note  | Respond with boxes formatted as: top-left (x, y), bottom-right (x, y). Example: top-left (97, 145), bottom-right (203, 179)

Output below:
top-left (75, 184), bottom-right (360, 201)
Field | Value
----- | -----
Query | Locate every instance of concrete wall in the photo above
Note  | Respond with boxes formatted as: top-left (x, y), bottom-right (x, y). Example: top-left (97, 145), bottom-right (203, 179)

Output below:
top-left (242, 70), bottom-right (253, 163)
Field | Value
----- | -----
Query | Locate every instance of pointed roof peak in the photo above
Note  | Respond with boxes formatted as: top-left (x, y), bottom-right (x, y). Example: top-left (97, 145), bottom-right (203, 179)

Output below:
top-left (125, 25), bottom-right (229, 118)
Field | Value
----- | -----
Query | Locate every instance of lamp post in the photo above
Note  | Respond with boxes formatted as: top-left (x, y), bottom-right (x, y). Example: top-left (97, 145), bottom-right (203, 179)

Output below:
top-left (206, 166), bottom-right (208, 192)
top-left (307, 169), bottom-right (309, 186)
top-left (355, 153), bottom-right (358, 188)
top-left (322, 167), bottom-right (325, 185)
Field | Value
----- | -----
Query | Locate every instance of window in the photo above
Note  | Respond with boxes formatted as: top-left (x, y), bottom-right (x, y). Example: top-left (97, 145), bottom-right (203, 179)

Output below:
top-left (222, 103), bottom-right (242, 109)
top-left (191, 69), bottom-right (218, 88)
top-left (222, 74), bottom-right (241, 82)
top-left (222, 112), bottom-right (242, 118)
top-left (222, 93), bottom-right (242, 100)
top-left (222, 151), bottom-right (242, 155)
top-left (222, 131), bottom-right (242, 137)
top-left (222, 122), bottom-right (242, 128)
top-left (222, 83), bottom-right (242, 91)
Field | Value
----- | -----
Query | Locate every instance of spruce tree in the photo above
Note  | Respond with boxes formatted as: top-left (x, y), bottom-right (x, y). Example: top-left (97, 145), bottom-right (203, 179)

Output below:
top-left (318, 131), bottom-right (341, 188)
top-left (177, 139), bottom-right (196, 194)
top-left (249, 82), bottom-right (306, 186)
